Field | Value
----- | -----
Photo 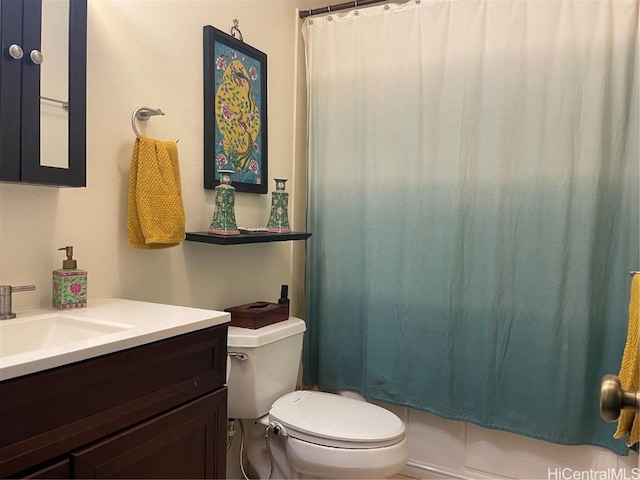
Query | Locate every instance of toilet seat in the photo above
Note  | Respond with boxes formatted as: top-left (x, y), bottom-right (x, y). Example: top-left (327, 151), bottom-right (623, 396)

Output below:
top-left (269, 391), bottom-right (405, 449)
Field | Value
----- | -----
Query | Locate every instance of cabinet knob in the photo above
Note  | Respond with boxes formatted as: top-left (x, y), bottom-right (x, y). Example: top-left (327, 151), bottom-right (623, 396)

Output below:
top-left (8, 44), bottom-right (23, 60)
top-left (29, 49), bottom-right (43, 65)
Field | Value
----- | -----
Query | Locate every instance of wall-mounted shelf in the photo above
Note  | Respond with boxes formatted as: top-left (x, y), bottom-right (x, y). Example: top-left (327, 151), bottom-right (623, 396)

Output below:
top-left (185, 231), bottom-right (311, 246)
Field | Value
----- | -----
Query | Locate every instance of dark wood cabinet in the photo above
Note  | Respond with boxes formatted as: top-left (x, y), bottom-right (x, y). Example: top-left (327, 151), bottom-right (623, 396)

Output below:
top-left (21, 459), bottom-right (70, 479)
top-left (73, 391), bottom-right (226, 479)
top-left (0, 0), bottom-right (87, 186)
top-left (0, 324), bottom-right (228, 479)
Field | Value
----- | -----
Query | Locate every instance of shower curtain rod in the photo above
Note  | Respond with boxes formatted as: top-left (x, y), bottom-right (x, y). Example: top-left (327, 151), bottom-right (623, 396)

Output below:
top-left (299, 0), bottom-right (388, 18)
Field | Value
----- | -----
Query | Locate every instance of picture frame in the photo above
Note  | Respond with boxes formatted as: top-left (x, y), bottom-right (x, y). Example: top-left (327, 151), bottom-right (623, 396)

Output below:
top-left (203, 25), bottom-right (268, 194)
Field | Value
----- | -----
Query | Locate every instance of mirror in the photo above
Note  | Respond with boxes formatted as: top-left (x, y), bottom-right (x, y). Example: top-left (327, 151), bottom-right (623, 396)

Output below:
top-left (40, 0), bottom-right (69, 169)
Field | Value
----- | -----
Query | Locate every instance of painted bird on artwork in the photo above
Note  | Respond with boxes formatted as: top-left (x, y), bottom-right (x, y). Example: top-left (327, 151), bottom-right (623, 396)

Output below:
top-left (215, 59), bottom-right (260, 172)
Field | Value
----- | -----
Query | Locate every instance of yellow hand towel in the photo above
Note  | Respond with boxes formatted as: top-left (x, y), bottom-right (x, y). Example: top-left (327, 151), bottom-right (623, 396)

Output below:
top-left (613, 274), bottom-right (640, 447)
top-left (127, 136), bottom-right (185, 249)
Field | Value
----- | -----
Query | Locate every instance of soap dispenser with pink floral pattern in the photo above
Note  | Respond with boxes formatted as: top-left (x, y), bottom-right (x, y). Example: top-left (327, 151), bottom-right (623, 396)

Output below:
top-left (53, 246), bottom-right (87, 309)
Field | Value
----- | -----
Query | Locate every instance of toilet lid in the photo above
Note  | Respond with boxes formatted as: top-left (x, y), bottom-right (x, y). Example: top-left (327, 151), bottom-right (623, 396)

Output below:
top-left (269, 391), bottom-right (405, 449)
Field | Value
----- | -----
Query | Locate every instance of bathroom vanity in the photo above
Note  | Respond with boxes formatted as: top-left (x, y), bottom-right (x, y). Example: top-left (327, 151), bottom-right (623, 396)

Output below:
top-left (0, 299), bottom-right (229, 478)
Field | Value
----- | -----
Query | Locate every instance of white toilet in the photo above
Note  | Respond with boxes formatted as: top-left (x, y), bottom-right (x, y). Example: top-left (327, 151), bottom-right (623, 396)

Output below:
top-left (227, 317), bottom-right (409, 479)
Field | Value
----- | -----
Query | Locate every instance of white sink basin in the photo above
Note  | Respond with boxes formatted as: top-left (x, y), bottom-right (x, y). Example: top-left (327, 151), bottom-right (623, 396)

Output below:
top-left (0, 298), bottom-right (230, 382)
top-left (0, 315), bottom-right (134, 357)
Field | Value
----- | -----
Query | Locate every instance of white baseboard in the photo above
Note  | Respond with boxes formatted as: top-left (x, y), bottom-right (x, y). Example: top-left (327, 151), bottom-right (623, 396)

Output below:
top-left (401, 460), bottom-right (510, 480)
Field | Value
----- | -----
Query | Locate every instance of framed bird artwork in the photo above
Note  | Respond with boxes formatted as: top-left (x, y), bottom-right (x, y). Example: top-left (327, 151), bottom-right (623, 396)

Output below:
top-left (203, 25), bottom-right (268, 193)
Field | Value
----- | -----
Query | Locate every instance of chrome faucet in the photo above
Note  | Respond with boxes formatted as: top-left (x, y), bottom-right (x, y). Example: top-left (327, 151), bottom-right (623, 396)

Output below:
top-left (0, 285), bottom-right (36, 320)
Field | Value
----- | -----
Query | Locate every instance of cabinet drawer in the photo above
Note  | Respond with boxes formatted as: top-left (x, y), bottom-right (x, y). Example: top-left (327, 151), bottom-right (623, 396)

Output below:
top-left (0, 324), bottom-right (227, 477)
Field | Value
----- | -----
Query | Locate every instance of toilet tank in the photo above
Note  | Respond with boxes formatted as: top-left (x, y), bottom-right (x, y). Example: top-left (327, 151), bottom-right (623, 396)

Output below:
top-left (227, 317), bottom-right (306, 419)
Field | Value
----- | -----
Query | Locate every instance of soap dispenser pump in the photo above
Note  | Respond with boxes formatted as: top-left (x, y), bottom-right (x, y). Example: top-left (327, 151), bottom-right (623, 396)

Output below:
top-left (53, 246), bottom-right (87, 309)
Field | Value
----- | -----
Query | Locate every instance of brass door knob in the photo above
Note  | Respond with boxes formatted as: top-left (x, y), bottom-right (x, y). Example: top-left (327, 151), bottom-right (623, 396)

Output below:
top-left (600, 374), bottom-right (640, 422)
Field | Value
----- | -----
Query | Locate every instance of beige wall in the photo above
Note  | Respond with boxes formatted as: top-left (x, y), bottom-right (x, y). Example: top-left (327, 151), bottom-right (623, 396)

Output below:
top-left (0, 0), bottom-right (315, 315)
top-left (7, 2), bottom-right (631, 478)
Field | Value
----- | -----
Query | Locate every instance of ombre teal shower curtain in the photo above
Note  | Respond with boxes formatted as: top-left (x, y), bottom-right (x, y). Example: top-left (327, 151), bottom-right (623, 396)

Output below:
top-left (302, 0), bottom-right (639, 454)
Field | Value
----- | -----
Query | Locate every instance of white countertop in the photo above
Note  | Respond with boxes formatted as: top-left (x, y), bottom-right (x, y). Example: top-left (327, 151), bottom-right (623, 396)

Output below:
top-left (0, 298), bottom-right (230, 382)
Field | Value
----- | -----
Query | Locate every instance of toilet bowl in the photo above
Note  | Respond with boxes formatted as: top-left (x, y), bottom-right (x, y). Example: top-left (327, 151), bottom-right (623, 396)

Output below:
top-left (270, 390), bottom-right (408, 479)
top-left (227, 317), bottom-right (409, 479)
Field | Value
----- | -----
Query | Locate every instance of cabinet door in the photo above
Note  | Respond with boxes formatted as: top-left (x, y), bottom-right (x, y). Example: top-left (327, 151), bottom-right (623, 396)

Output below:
top-left (21, 0), bottom-right (86, 187)
top-left (72, 389), bottom-right (227, 479)
top-left (19, 0), bottom-right (42, 181)
top-left (0, 0), bottom-right (23, 182)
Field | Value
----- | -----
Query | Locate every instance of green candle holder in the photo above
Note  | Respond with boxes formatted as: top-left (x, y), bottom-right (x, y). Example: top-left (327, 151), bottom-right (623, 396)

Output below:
top-left (208, 170), bottom-right (240, 235)
top-left (266, 178), bottom-right (291, 233)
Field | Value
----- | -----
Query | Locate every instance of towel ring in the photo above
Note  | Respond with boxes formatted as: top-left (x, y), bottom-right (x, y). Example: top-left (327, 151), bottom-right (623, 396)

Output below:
top-left (131, 106), bottom-right (179, 142)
